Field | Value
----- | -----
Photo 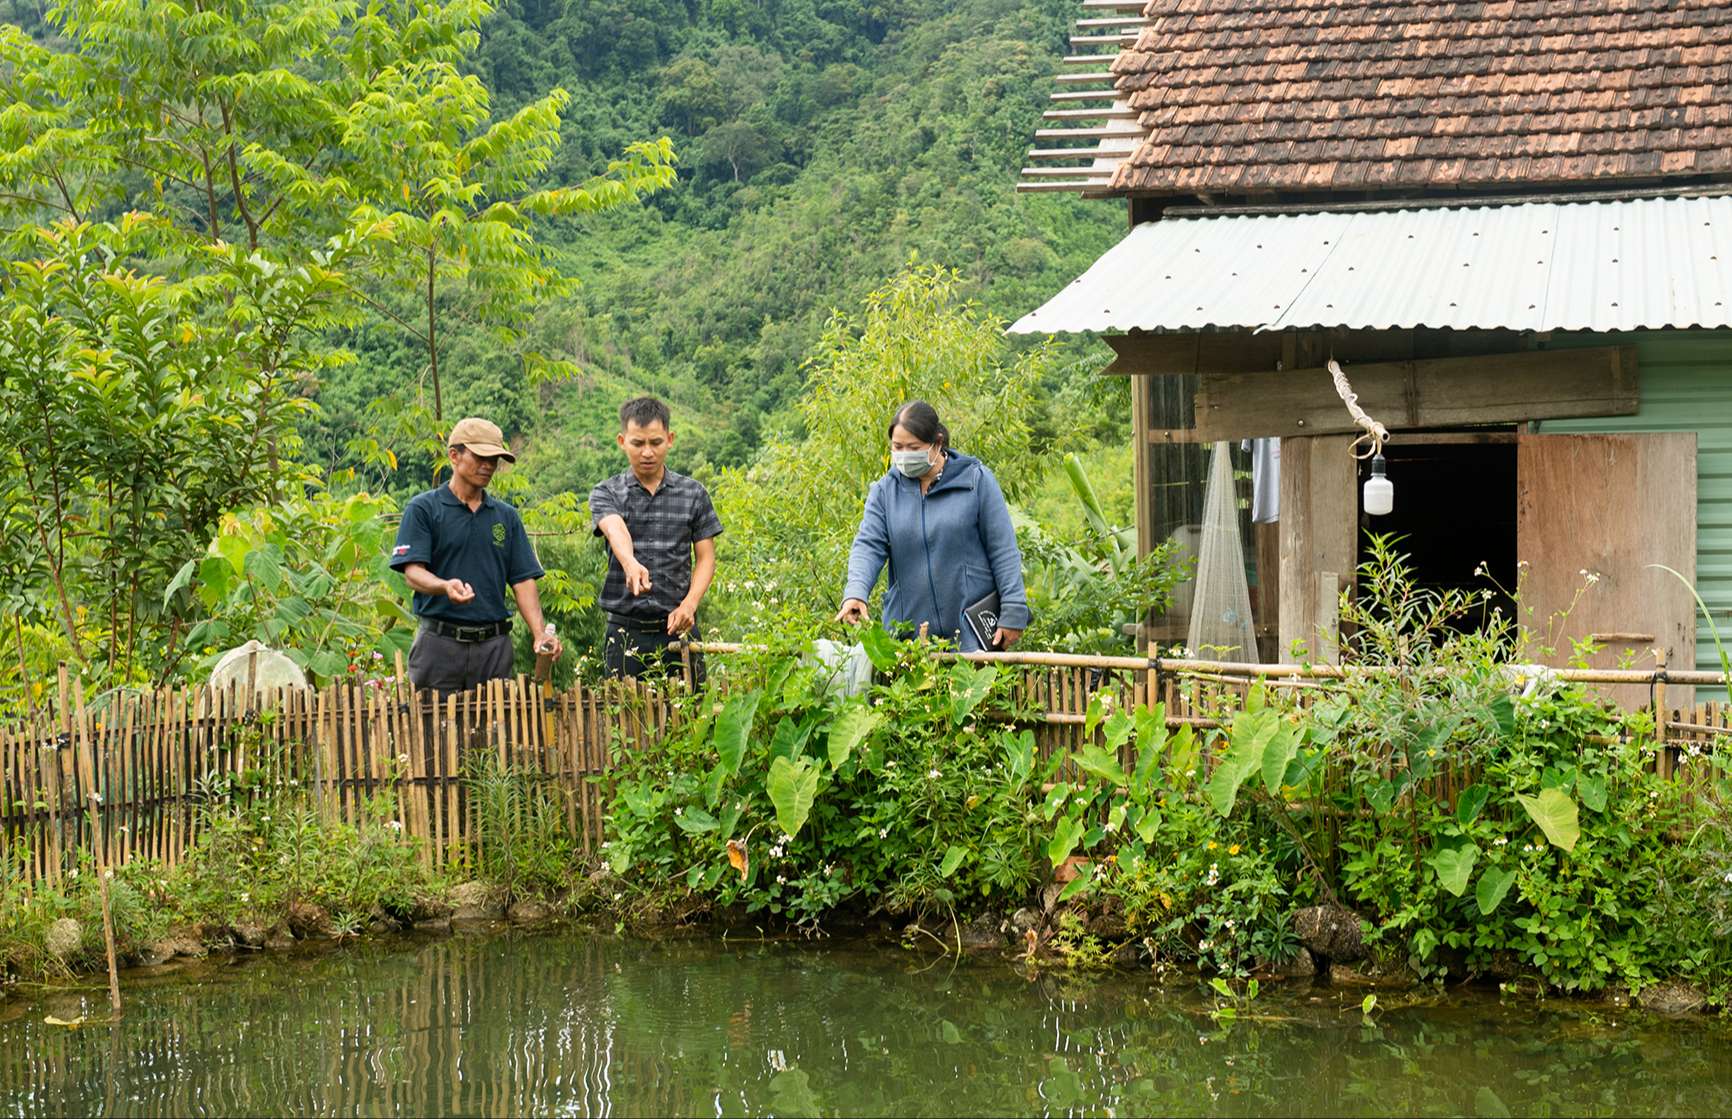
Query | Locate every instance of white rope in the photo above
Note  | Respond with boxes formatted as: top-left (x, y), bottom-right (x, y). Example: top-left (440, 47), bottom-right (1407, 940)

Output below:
top-left (1327, 358), bottom-right (1389, 460)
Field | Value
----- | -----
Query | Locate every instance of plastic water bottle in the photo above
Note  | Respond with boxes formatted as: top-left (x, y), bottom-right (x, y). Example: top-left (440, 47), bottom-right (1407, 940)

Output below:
top-left (534, 623), bottom-right (557, 682)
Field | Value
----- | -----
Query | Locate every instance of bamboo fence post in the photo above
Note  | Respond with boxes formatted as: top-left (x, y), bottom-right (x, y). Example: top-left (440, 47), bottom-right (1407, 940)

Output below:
top-left (1654, 650), bottom-right (1671, 780)
top-left (71, 679), bottom-right (121, 1015)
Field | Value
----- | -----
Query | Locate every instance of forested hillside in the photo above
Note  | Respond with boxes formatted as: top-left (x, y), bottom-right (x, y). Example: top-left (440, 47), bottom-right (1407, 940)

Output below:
top-left (0, 0), bottom-right (1149, 704)
top-left (320, 0), bottom-right (1125, 493)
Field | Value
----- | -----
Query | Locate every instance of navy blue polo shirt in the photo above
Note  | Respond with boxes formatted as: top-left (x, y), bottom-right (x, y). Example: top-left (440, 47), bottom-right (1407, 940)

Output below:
top-left (389, 486), bottom-right (544, 624)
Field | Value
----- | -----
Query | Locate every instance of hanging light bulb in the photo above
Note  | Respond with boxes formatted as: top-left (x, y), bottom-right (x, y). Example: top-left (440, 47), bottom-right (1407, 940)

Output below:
top-left (1364, 453), bottom-right (1394, 516)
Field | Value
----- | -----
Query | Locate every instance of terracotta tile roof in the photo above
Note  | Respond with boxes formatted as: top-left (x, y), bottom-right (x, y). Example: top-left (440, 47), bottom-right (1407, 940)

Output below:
top-left (1109, 0), bottom-right (1732, 195)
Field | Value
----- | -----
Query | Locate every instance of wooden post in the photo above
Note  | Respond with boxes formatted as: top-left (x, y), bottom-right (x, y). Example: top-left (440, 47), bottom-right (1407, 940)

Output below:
top-left (1654, 649), bottom-right (1670, 779)
top-left (72, 679), bottom-right (121, 1015)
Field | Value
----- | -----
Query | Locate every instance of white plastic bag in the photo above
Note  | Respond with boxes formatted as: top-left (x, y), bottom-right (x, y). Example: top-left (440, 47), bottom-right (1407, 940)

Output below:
top-left (808, 639), bottom-right (872, 698)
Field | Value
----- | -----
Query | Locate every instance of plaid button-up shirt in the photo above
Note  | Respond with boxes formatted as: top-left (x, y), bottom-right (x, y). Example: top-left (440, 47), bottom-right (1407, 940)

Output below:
top-left (589, 468), bottom-right (723, 622)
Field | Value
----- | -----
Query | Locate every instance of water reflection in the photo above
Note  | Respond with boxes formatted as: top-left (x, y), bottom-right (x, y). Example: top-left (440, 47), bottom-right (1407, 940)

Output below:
top-left (2, 929), bottom-right (1730, 1116)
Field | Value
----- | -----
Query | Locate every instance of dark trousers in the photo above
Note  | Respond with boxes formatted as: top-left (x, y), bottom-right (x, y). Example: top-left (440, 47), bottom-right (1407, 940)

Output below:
top-left (407, 627), bottom-right (515, 692)
top-left (604, 619), bottom-right (703, 688)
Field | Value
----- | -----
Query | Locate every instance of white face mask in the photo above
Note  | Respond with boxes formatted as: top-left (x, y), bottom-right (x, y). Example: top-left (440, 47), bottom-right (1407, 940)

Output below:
top-left (891, 448), bottom-right (934, 478)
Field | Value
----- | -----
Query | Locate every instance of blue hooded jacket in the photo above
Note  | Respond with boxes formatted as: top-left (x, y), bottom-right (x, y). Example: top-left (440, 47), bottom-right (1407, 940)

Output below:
top-left (842, 450), bottom-right (1032, 652)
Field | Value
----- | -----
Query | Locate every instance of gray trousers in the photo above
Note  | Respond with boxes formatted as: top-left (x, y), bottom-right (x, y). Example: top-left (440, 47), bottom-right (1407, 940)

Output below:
top-left (406, 626), bottom-right (515, 692)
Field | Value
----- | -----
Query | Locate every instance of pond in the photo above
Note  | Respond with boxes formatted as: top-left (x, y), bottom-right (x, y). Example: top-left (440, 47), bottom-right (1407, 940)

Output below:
top-left (2, 929), bottom-right (1729, 1117)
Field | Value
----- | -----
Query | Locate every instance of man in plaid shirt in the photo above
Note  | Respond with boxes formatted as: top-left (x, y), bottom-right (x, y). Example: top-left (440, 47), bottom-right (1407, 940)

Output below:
top-left (589, 396), bottom-right (723, 686)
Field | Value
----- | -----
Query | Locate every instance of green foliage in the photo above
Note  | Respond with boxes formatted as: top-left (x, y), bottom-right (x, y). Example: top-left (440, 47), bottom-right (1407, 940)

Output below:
top-left (708, 263), bottom-right (1048, 626)
top-left (465, 750), bottom-right (579, 899)
top-left (168, 492), bottom-right (416, 684)
top-left (0, 215), bottom-right (364, 706)
top-left (1018, 453), bottom-right (1186, 654)
top-left (603, 626), bottom-right (1047, 926)
top-left (175, 759), bottom-right (431, 929)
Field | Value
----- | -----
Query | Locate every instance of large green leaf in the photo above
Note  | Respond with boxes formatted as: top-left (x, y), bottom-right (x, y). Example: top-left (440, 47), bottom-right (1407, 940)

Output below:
top-left (861, 624), bottom-right (900, 670)
top-left (1046, 814), bottom-right (1085, 867)
top-left (1071, 742), bottom-right (1127, 787)
top-left (1516, 787), bottom-right (1580, 851)
top-left (1476, 865), bottom-right (1517, 916)
top-left (1260, 720), bottom-right (1300, 796)
top-left (162, 557), bottom-right (198, 609)
top-left (1576, 770), bottom-right (1609, 813)
top-left (938, 845), bottom-right (966, 878)
top-left (675, 806), bottom-right (719, 835)
top-left (824, 704), bottom-right (881, 771)
top-left (1206, 708), bottom-right (1279, 816)
top-left (713, 691), bottom-right (761, 776)
top-left (949, 662), bottom-right (997, 724)
top-left (213, 532), bottom-right (249, 575)
top-left (766, 755), bottom-right (820, 837)
top-left (1427, 843), bottom-right (1479, 896)
top-left (1057, 862), bottom-right (1095, 902)
top-left (1455, 783), bottom-right (1491, 827)
top-left (1131, 704), bottom-right (1167, 789)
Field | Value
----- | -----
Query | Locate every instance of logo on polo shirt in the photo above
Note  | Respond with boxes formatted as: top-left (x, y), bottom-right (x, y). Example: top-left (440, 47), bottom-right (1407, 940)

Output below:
top-left (492, 522), bottom-right (506, 547)
top-left (392, 545), bottom-right (411, 557)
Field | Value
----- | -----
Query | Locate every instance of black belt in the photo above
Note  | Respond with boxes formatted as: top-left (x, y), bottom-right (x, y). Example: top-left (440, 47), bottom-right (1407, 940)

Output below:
top-left (424, 618), bottom-right (511, 642)
top-left (607, 613), bottom-right (670, 632)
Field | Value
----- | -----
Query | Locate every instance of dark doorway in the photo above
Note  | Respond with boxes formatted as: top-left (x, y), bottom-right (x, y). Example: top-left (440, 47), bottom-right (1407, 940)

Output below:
top-left (1357, 436), bottom-right (1518, 619)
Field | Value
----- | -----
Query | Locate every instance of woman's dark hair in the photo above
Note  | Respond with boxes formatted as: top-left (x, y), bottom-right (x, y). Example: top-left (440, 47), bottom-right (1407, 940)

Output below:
top-left (888, 400), bottom-right (949, 450)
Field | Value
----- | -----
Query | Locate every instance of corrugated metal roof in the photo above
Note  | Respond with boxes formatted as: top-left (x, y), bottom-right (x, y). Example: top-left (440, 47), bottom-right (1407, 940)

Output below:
top-left (1009, 195), bottom-right (1732, 335)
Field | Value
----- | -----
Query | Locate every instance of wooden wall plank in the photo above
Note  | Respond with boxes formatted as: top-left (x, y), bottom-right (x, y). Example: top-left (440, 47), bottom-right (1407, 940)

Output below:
top-left (1183, 346), bottom-right (1639, 442)
top-left (1278, 434), bottom-right (1359, 662)
top-left (1517, 432), bottom-right (1698, 708)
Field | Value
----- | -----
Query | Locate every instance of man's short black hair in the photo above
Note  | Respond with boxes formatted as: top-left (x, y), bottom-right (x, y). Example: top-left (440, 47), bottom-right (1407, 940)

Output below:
top-left (620, 396), bottom-right (671, 432)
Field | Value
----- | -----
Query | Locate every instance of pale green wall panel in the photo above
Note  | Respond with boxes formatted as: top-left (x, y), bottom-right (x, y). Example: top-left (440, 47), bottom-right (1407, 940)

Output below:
top-left (1539, 330), bottom-right (1732, 674)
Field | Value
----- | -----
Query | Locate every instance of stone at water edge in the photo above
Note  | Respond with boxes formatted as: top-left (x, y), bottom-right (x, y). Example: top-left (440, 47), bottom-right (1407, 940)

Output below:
top-left (44, 918), bottom-right (83, 962)
top-left (506, 898), bottom-right (553, 924)
top-left (135, 941), bottom-right (176, 967)
top-left (449, 881), bottom-right (505, 921)
top-left (230, 919), bottom-right (269, 948)
top-left (958, 913), bottom-right (1004, 951)
top-left (1009, 908), bottom-right (1042, 936)
top-left (1327, 958), bottom-right (1419, 990)
top-left (1636, 979), bottom-right (1708, 1015)
top-left (286, 900), bottom-right (335, 939)
top-left (1264, 947), bottom-right (1317, 980)
top-left (1293, 903), bottom-right (1367, 962)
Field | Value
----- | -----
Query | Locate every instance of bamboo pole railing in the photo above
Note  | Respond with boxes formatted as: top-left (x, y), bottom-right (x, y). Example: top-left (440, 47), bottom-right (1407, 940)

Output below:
top-left (1, 648), bottom-right (1726, 888)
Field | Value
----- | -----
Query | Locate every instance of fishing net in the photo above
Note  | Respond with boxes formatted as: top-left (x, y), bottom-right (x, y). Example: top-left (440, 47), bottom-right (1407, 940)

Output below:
top-left (1186, 440), bottom-right (1260, 662)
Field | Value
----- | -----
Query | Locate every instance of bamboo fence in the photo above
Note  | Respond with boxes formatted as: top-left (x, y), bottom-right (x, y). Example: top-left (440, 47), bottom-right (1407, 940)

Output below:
top-left (2, 649), bottom-right (1728, 889)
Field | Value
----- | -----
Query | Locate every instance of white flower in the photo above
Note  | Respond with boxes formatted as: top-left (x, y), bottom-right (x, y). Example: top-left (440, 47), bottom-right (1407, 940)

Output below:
top-left (674, 807), bottom-right (683, 816)
top-left (927, 768), bottom-right (941, 779)
top-left (878, 827), bottom-right (889, 839)
top-left (397, 753), bottom-right (410, 766)
top-left (775, 875), bottom-right (786, 885)
top-left (1723, 871), bottom-right (1732, 885)
top-left (386, 820), bottom-right (403, 832)
top-left (1198, 939), bottom-right (1211, 952)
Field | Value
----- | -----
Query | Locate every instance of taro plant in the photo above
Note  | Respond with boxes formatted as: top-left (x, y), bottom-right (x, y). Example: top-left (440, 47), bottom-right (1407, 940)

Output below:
top-left (603, 624), bottom-right (1046, 928)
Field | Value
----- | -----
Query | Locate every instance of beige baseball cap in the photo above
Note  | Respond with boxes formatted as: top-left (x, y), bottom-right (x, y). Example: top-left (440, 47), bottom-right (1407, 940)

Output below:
top-left (447, 417), bottom-right (516, 467)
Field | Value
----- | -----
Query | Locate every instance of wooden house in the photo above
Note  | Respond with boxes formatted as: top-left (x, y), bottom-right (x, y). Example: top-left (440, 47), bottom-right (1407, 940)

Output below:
top-left (1011, 0), bottom-right (1732, 692)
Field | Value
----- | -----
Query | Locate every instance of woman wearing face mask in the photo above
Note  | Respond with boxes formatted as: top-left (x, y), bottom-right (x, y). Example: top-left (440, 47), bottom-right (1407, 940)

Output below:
top-left (835, 400), bottom-right (1030, 651)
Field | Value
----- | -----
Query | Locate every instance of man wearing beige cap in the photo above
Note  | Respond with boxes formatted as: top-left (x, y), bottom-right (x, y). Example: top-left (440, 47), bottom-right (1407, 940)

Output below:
top-left (389, 417), bottom-right (562, 691)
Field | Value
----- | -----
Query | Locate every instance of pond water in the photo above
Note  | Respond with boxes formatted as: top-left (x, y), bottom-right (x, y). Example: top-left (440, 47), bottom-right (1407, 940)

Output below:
top-left (2, 929), bottom-right (1729, 1117)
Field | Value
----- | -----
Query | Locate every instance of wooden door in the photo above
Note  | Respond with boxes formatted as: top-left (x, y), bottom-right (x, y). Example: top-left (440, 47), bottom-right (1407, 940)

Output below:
top-left (1516, 433), bottom-right (1697, 707)
top-left (1279, 434), bottom-right (1359, 663)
